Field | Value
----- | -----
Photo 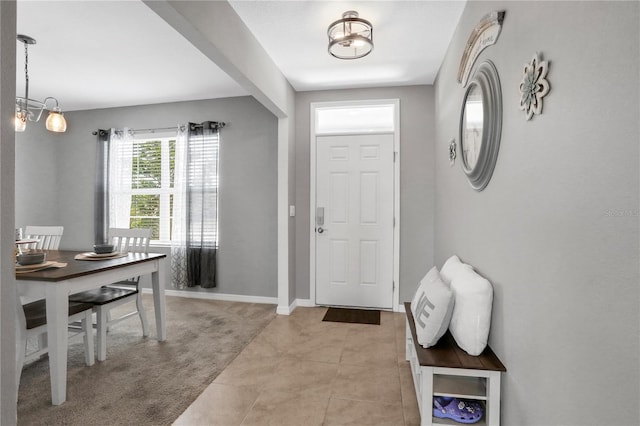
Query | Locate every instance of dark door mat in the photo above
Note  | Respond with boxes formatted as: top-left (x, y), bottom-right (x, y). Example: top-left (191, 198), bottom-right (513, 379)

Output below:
top-left (322, 307), bottom-right (381, 325)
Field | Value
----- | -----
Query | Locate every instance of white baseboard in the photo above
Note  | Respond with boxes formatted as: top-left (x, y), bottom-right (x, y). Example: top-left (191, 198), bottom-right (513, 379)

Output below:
top-left (147, 290), bottom-right (404, 314)
top-left (276, 304), bottom-right (293, 315)
top-left (276, 298), bottom-right (315, 315)
top-left (276, 299), bottom-right (297, 315)
top-left (295, 299), bottom-right (314, 307)
top-left (141, 288), bottom-right (278, 305)
top-left (142, 288), bottom-right (403, 313)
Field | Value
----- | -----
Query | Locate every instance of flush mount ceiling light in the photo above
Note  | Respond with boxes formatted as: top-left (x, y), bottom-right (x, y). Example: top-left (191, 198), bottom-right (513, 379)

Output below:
top-left (327, 10), bottom-right (373, 60)
top-left (15, 34), bottom-right (67, 133)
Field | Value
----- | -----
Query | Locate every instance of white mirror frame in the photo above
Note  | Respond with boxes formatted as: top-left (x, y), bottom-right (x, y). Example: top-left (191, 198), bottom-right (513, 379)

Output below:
top-left (458, 60), bottom-right (502, 191)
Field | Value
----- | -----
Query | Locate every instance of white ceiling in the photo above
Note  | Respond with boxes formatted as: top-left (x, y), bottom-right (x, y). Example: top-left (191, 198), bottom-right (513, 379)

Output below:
top-left (16, 1), bottom-right (248, 111)
top-left (228, 1), bottom-right (466, 91)
top-left (17, 0), bottom-right (465, 112)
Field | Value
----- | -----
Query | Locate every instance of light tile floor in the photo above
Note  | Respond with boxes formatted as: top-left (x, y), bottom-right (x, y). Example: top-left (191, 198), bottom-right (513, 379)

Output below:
top-left (174, 307), bottom-right (421, 426)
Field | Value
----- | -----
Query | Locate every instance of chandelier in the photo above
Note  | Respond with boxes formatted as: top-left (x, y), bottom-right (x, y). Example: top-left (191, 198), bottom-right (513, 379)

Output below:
top-left (327, 11), bottom-right (373, 60)
top-left (15, 34), bottom-right (67, 133)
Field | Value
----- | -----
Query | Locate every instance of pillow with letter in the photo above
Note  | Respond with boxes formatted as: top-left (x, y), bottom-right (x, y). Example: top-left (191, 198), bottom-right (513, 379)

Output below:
top-left (410, 267), bottom-right (455, 348)
top-left (448, 267), bottom-right (494, 356)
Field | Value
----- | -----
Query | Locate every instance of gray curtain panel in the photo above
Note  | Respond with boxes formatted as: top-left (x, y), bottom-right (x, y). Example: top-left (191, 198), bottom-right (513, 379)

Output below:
top-left (94, 129), bottom-right (110, 245)
top-left (172, 121), bottom-right (224, 289)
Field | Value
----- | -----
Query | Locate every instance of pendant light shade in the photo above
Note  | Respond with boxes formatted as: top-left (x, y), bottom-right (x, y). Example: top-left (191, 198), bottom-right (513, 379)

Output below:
top-left (15, 109), bottom-right (27, 132)
top-left (45, 108), bottom-right (67, 132)
top-left (328, 11), bottom-right (373, 60)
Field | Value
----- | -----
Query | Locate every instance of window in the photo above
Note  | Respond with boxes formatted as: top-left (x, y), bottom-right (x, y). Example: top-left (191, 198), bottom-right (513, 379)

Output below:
top-left (315, 104), bottom-right (395, 134)
top-left (127, 135), bottom-right (176, 242)
top-left (107, 132), bottom-right (176, 244)
top-left (103, 123), bottom-right (221, 250)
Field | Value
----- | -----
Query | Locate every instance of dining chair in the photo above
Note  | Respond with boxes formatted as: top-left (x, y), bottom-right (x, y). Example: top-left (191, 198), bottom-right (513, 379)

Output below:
top-left (23, 225), bottom-right (64, 250)
top-left (21, 225), bottom-right (66, 353)
top-left (69, 228), bottom-right (152, 361)
top-left (16, 296), bottom-right (95, 387)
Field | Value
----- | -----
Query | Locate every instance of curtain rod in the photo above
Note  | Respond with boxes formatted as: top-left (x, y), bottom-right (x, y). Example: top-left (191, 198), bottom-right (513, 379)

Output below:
top-left (130, 126), bottom-right (180, 134)
top-left (92, 122), bottom-right (225, 136)
top-left (92, 126), bottom-right (179, 136)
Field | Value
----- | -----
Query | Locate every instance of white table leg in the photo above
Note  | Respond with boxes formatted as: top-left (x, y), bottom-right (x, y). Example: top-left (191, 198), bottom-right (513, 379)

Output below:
top-left (46, 284), bottom-right (68, 405)
top-left (151, 259), bottom-right (166, 341)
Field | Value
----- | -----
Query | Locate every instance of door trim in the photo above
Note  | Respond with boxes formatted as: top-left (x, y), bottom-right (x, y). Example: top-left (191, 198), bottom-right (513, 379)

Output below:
top-left (309, 99), bottom-right (401, 311)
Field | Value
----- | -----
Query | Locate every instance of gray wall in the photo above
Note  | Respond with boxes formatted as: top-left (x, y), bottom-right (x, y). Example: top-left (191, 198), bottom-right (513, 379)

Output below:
top-left (14, 118), bottom-right (60, 227)
top-left (15, 96), bottom-right (279, 298)
top-left (295, 86), bottom-right (436, 303)
top-left (434, 1), bottom-right (639, 425)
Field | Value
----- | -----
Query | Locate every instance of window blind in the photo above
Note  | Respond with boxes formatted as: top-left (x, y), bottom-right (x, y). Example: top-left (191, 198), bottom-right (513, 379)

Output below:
top-left (187, 131), bottom-right (219, 247)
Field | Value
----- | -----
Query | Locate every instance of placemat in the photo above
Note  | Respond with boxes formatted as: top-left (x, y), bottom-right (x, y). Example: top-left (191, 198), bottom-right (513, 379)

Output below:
top-left (15, 261), bottom-right (67, 273)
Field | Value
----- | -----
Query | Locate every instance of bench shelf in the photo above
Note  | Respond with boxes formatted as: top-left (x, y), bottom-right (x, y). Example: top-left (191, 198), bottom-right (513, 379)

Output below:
top-left (434, 375), bottom-right (486, 400)
top-left (404, 302), bottom-right (506, 426)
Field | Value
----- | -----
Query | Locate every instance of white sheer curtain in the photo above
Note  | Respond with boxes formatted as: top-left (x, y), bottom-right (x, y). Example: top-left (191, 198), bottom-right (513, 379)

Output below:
top-left (171, 125), bottom-right (189, 288)
top-left (108, 128), bottom-right (134, 229)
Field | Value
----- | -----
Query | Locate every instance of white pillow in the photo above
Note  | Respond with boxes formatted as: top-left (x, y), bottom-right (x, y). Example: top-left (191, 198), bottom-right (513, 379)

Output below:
top-left (448, 267), bottom-right (493, 356)
top-left (440, 255), bottom-right (474, 285)
top-left (410, 267), bottom-right (455, 348)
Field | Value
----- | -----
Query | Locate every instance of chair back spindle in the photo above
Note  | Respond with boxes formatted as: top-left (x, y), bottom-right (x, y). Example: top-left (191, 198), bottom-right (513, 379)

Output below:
top-left (23, 225), bottom-right (64, 250)
top-left (108, 228), bottom-right (151, 254)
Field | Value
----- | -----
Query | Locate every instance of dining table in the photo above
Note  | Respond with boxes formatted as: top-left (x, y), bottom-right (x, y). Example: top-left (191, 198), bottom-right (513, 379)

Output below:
top-left (15, 249), bottom-right (167, 405)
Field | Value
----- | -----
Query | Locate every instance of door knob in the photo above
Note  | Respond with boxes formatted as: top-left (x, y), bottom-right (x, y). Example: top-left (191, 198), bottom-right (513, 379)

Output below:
top-left (317, 226), bottom-right (325, 234)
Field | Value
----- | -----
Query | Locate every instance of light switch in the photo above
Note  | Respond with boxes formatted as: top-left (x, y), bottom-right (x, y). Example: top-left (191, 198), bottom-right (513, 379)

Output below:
top-left (289, 205), bottom-right (296, 217)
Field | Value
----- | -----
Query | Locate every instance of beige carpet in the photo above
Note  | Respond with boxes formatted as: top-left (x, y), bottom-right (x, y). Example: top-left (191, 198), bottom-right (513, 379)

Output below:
top-left (17, 295), bottom-right (276, 425)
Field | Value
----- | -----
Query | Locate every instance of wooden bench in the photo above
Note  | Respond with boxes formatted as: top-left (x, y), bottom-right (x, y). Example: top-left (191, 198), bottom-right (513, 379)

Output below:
top-left (404, 302), bottom-right (506, 426)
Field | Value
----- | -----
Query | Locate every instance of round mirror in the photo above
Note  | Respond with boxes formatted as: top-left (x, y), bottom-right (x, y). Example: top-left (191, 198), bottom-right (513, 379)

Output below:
top-left (460, 83), bottom-right (484, 170)
top-left (458, 60), bottom-right (502, 191)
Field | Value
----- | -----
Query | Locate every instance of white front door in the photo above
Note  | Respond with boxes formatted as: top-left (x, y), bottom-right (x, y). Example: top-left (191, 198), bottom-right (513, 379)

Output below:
top-left (315, 134), bottom-right (394, 309)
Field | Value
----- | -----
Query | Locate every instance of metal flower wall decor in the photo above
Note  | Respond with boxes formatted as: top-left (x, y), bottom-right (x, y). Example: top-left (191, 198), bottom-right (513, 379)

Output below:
top-left (519, 53), bottom-right (550, 120)
top-left (449, 139), bottom-right (457, 166)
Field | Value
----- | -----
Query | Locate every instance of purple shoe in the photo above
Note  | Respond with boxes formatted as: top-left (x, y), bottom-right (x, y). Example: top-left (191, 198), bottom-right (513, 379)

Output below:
top-left (433, 397), bottom-right (484, 424)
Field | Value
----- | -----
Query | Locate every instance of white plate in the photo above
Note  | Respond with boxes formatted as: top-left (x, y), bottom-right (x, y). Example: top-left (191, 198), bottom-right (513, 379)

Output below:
top-left (81, 251), bottom-right (121, 258)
